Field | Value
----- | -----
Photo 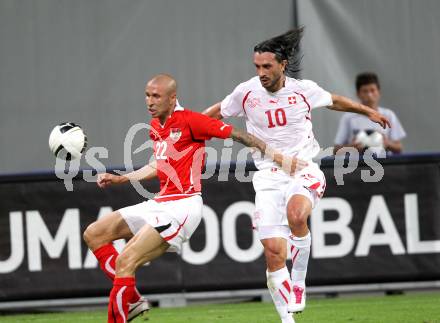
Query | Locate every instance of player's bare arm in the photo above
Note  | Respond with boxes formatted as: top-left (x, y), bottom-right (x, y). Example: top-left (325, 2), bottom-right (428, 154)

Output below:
top-left (229, 128), bottom-right (308, 174)
top-left (202, 102), bottom-right (222, 119)
top-left (97, 161), bottom-right (158, 188)
top-left (329, 94), bottom-right (391, 129)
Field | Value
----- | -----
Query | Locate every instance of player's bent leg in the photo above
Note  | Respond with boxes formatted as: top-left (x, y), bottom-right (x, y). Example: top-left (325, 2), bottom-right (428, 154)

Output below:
top-left (261, 237), bottom-right (295, 323)
top-left (286, 194), bottom-right (312, 314)
top-left (108, 224), bottom-right (169, 323)
top-left (83, 211), bottom-right (145, 313)
top-left (116, 223), bottom-right (169, 277)
top-left (83, 211), bottom-right (134, 281)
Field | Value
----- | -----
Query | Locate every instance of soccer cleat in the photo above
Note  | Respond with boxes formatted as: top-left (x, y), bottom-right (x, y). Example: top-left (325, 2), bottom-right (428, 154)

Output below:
top-left (288, 285), bottom-right (306, 313)
top-left (128, 298), bottom-right (150, 322)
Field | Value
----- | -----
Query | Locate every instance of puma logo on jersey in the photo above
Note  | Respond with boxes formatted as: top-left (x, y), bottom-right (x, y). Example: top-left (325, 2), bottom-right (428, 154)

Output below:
top-left (269, 98), bottom-right (280, 104)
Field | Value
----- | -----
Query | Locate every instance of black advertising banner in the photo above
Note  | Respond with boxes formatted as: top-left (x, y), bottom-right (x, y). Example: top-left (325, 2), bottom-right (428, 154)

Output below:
top-left (1, 155), bottom-right (440, 301)
top-left (310, 157), bottom-right (440, 285)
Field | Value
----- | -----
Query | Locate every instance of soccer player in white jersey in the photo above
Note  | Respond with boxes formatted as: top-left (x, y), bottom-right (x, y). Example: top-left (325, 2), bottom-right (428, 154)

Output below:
top-left (203, 28), bottom-right (391, 323)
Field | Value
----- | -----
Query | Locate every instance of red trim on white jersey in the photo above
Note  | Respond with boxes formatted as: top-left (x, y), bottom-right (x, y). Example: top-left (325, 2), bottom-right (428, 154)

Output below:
top-left (242, 90), bottom-right (252, 114)
top-left (294, 91), bottom-right (311, 113)
top-left (295, 91), bottom-right (312, 123)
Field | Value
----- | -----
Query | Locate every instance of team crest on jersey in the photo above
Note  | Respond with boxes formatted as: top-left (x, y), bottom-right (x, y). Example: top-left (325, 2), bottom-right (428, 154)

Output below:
top-left (169, 128), bottom-right (182, 141)
top-left (248, 97), bottom-right (262, 108)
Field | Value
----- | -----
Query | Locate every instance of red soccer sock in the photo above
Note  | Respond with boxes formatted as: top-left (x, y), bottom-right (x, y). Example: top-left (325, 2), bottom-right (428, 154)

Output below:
top-left (108, 277), bottom-right (137, 323)
top-left (94, 243), bottom-right (118, 280)
top-left (93, 244), bottom-right (142, 302)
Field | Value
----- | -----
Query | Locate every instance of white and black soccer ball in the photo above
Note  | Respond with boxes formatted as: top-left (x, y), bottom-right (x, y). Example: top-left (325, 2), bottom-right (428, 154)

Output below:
top-left (48, 122), bottom-right (87, 160)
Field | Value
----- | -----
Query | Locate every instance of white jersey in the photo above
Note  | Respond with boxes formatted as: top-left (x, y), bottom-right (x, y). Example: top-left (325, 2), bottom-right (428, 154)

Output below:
top-left (221, 76), bottom-right (333, 169)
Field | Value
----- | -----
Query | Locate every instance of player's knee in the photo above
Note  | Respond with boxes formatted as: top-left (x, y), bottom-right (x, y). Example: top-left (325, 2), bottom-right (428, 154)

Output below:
top-left (83, 222), bottom-right (106, 248)
top-left (83, 223), bottom-right (97, 246)
top-left (287, 206), bottom-right (308, 228)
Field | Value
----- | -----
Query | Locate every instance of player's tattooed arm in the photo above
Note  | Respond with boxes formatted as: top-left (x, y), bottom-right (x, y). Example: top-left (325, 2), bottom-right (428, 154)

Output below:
top-left (97, 161), bottom-right (158, 188)
top-left (229, 129), bottom-right (307, 174)
top-left (329, 94), bottom-right (391, 129)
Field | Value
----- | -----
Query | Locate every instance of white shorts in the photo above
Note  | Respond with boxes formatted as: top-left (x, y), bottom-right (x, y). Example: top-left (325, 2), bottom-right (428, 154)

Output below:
top-left (118, 195), bottom-right (203, 253)
top-left (252, 163), bottom-right (326, 240)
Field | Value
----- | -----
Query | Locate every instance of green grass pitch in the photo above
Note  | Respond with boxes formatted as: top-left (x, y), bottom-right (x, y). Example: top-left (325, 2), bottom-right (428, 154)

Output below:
top-left (0, 292), bottom-right (439, 323)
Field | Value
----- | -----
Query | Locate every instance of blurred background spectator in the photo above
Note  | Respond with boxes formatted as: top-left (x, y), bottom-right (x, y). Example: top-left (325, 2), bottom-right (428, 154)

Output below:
top-left (333, 72), bottom-right (406, 155)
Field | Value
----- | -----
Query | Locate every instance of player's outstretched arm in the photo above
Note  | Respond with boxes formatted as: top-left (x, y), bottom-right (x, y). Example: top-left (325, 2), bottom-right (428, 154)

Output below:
top-left (328, 94), bottom-right (391, 129)
top-left (229, 128), bottom-right (308, 175)
top-left (202, 102), bottom-right (223, 120)
top-left (97, 161), bottom-right (158, 188)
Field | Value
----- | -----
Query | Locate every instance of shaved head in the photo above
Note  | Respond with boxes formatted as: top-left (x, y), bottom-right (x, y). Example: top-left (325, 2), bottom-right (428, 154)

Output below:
top-left (145, 74), bottom-right (178, 122)
top-left (148, 74), bottom-right (177, 96)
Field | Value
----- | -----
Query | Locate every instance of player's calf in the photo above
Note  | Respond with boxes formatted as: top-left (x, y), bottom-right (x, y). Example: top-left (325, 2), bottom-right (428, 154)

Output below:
top-left (115, 225), bottom-right (168, 277)
top-left (286, 195), bottom-right (312, 313)
top-left (261, 238), bottom-right (295, 322)
top-left (108, 225), bottom-right (168, 323)
top-left (287, 233), bottom-right (311, 314)
top-left (115, 250), bottom-right (139, 277)
top-left (263, 241), bottom-right (287, 272)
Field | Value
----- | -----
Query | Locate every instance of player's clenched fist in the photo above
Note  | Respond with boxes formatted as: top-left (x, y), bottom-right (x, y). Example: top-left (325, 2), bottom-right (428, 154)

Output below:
top-left (284, 157), bottom-right (308, 175)
top-left (97, 173), bottom-right (123, 188)
top-left (274, 153), bottom-right (308, 175)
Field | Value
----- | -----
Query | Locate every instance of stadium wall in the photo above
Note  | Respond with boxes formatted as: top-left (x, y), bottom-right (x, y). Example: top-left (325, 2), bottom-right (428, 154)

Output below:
top-left (1, 155), bottom-right (440, 301)
top-left (0, 0), bottom-right (293, 173)
top-left (2, 1), bottom-right (439, 175)
top-left (297, 0), bottom-right (440, 153)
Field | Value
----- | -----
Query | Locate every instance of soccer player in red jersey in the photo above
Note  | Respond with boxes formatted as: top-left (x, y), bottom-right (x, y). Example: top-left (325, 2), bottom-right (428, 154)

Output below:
top-left (83, 74), bottom-right (305, 323)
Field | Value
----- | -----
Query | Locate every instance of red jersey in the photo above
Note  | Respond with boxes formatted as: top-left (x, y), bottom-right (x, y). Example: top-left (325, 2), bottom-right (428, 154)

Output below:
top-left (149, 106), bottom-right (233, 202)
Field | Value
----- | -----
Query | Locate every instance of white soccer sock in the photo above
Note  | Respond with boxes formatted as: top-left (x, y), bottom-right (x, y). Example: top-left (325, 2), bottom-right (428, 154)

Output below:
top-left (266, 267), bottom-right (294, 322)
top-left (289, 232), bottom-right (311, 289)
